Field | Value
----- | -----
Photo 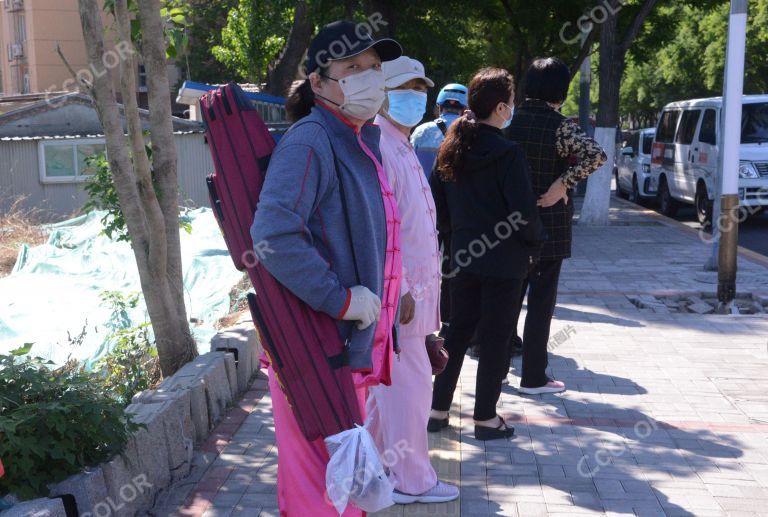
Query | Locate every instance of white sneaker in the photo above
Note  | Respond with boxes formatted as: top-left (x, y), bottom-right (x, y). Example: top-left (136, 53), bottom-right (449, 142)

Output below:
top-left (392, 481), bottom-right (459, 504)
top-left (517, 380), bottom-right (566, 395)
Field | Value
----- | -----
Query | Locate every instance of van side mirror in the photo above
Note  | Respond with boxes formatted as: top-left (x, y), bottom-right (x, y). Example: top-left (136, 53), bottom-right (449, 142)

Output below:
top-left (621, 146), bottom-right (634, 156)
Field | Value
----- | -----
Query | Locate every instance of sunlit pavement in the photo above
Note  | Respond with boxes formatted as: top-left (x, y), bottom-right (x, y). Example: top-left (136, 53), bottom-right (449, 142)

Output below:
top-left (152, 197), bottom-right (768, 517)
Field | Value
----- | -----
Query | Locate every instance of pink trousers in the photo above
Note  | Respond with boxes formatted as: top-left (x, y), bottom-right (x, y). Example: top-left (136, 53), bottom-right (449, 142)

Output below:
top-left (268, 366), bottom-right (367, 517)
top-left (366, 334), bottom-right (438, 495)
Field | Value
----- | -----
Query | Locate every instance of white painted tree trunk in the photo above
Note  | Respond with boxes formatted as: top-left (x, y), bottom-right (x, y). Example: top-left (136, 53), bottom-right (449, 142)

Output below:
top-left (579, 127), bottom-right (616, 226)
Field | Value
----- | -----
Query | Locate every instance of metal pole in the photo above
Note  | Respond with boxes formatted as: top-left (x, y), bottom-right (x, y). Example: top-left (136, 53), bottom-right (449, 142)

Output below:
top-left (579, 35), bottom-right (592, 137)
top-left (716, 0), bottom-right (748, 312)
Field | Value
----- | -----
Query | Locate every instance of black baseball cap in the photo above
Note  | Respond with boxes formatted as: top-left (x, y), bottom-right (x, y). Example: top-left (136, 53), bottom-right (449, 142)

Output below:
top-left (305, 20), bottom-right (402, 74)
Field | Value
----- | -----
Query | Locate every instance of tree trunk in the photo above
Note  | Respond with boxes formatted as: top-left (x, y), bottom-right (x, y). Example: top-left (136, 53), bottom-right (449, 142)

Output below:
top-left (580, 0), bottom-right (657, 226)
top-left (264, 1), bottom-right (313, 97)
top-left (581, 15), bottom-right (623, 226)
top-left (365, 0), bottom-right (397, 37)
top-left (78, 0), bottom-right (197, 376)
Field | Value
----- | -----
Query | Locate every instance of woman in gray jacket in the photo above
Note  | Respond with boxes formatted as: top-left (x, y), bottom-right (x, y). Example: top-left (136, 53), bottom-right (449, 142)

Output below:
top-left (250, 21), bottom-right (402, 516)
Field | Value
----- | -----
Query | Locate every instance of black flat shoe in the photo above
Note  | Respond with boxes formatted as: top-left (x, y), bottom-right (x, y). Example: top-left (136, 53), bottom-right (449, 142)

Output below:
top-left (427, 417), bottom-right (449, 432)
top-left (474, 416), bottom-right (515, 441)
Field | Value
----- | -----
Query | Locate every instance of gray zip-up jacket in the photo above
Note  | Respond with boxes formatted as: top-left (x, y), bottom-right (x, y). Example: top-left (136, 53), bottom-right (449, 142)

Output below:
top-left (250, 103), bottom-right (396, 370)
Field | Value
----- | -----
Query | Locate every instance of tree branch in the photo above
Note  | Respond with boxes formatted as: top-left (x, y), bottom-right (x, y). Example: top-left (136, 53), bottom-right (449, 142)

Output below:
top-left (619, 0), bottom-right (659, 54)
top-left (55, 43), bottom-right (90, 91)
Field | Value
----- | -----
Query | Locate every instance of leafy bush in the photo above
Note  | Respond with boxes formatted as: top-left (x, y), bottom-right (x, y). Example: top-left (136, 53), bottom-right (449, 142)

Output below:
top-left (95, 291), bottom-right (162, 405)
top-left (95, 323), bottom-right (161, 405)
top-left (0, 345), bottom-right (141, 500)
top-left (82, 150), bottom-right (192, 243)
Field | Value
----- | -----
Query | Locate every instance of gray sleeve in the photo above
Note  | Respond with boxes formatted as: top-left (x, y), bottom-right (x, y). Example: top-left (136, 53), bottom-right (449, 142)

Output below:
top-left (250, 139), bottom-right (350, 318)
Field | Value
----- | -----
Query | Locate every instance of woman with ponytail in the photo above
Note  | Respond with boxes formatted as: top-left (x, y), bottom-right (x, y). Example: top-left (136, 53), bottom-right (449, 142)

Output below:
top-left (428, 67), bottom-right (545, 441)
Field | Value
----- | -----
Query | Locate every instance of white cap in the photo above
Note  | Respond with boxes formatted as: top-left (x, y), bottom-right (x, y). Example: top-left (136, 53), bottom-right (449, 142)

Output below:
top-left (382, 56), bottom-right (435, 89)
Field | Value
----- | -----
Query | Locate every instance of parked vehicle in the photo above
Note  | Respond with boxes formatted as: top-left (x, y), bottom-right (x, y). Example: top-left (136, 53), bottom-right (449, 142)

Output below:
top-left (616, 128), bottom-right (656, 203)
top-left (649, 95), bottom-right (768, 224)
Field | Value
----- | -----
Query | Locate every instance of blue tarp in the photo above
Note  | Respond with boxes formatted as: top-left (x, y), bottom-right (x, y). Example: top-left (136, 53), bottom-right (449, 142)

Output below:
top-left (0, 208), bottom-right (244, 367)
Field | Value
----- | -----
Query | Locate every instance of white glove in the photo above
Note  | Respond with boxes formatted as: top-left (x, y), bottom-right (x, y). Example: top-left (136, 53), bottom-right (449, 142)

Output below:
top-left (341, 285), bottom-right (382, 330)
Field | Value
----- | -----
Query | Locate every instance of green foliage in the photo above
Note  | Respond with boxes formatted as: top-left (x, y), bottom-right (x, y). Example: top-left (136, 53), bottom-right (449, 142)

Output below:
top-left (185, 0), bottom-right (241, 84)
top-left (95, 291), bottom-right (162, 405)
top-left (0, 346), bottom-right (141, 500)
top-left (82, 149), bottom-right (193, 243)
top-left (95, 323), bottom-right (160, 405)
top-left (622, 0), bottom-right (768, 124)
top-left (103, 0), bottom-right (189, 60)
top-left (83, 152), bottom-right (128, 243)
top-left (212, 0), bottom-right (296, 84)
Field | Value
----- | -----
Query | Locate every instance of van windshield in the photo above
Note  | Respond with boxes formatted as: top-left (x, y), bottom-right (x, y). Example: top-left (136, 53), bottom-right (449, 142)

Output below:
top-left (742, 103), bottom-right (768, 144)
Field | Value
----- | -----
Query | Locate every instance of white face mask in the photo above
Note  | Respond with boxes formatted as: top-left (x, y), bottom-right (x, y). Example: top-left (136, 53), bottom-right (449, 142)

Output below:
top-left (321, 68), bottom-right (386, 121)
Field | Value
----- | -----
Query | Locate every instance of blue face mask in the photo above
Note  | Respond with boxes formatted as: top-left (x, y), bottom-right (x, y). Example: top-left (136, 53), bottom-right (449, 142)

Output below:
top-left (387, 90), bottom-right (428, 128)
top-left (500, 103), bottom-right (513, 129)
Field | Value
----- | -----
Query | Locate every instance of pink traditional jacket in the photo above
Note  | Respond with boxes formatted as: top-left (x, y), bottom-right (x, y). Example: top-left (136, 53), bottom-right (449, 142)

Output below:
top-left (375, 114), bottom-right (441, 338)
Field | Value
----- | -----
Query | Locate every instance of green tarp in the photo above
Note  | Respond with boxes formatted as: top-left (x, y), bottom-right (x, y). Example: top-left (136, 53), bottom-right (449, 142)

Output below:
top-left (0, 208), bottom-right (244, 367)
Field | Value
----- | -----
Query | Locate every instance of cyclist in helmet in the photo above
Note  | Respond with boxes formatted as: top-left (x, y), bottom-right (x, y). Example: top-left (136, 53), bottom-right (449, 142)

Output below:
top-left (411, 83), bottom-right (468, 176)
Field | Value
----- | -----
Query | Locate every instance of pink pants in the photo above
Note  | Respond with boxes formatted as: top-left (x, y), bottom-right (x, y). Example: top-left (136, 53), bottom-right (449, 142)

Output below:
top-left (269, 366), bottom-right (367, 517)
top-left (366, 334), bottom-right (438, 495)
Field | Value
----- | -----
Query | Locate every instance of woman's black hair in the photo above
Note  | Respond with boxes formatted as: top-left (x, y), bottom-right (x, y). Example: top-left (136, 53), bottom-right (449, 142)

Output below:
top-left (286, 61), bottom-right (332, 122)
top-left (523, 57), bottom-right (570, 104)
top-left (436, 67), bottom-right (514, 181)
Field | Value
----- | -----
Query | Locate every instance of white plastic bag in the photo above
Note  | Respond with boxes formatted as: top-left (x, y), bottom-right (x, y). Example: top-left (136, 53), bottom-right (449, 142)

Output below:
top-left (325, 424), bottom-right (394, 515)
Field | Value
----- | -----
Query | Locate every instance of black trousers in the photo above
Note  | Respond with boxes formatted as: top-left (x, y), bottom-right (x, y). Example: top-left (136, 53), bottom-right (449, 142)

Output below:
top-left (510, 258), bottom-right (563, 388)
top-left (432, 271), bottom-right (524, 421)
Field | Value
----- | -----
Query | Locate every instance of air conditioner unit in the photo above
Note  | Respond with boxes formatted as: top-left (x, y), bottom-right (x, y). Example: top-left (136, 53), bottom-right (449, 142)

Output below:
top-left (7, 43), bottom-right (23, 60)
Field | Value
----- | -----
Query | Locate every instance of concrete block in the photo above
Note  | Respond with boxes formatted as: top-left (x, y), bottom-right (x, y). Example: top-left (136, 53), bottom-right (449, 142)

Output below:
top-left (202, 354), bottom-right (232, 426)
top-left (0, 498), bottom-right (66, 516)
top-left (156, 352), bottom-right (234, 439)
top-left (223, 352), bottom-right (238, 400)
top-left (211, 322), bottom-right (263, 393)
top-left (99, 456), bottom-right (136, 517)
top-left (125, 403), bottom-right (172, 511)
top-left (48, 468), bottom-right (107, 516)
top-left (689, 302), bottom-right (715, 315)
top-left (130, 390), bottom-right (194, 482)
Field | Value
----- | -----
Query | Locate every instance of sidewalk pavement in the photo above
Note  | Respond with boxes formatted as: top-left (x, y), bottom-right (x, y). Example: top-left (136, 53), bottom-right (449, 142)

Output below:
top-left (151, 197), bottom-right (768, 517)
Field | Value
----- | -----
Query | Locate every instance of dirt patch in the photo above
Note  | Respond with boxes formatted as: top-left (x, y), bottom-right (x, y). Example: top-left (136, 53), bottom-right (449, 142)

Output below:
top-left (215, 272), bottom-right (251, 329)
top-left (0, 198), bottom-right (49, 278)
top-left (628, 292), bottom-right (768, 315)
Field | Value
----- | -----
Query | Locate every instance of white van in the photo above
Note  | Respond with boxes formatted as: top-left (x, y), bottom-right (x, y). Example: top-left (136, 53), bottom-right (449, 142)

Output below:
top-left (649, 95), bottom-right (768, 224)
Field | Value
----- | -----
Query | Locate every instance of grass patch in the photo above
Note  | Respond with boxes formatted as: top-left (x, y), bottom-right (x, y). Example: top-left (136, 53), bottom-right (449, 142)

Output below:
top-left (0, 197), bottom-right (48, 278)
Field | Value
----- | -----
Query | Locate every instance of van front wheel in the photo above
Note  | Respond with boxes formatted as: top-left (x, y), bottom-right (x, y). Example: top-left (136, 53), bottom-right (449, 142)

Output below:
top-left (696, 183), bottom-right (713, 227)
top-left (659, 177), bottom-right (679, 217)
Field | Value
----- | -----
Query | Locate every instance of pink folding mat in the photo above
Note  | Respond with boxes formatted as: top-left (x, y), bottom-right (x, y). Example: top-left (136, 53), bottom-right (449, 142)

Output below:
top-left (201, 82), bottom-right (362, 440)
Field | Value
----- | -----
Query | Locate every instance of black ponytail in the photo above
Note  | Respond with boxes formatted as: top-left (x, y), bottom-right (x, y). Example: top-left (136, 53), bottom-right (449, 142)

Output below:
top-left (286, 79), bottom-right (315, 122)
top-left (436, 116), bottom-right (480, 181)
top-left (436, 67), bottom-right (514, 181)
